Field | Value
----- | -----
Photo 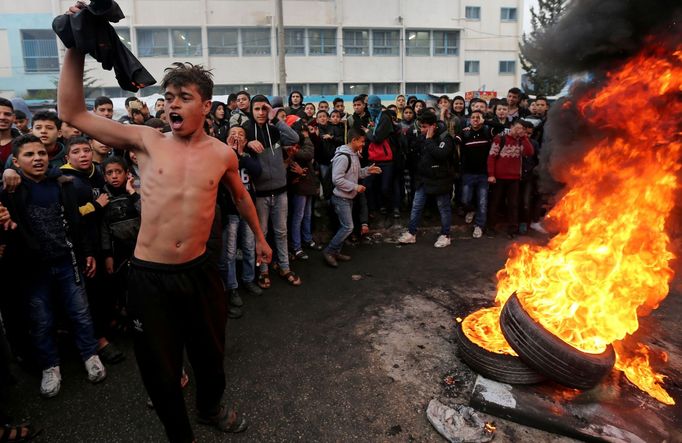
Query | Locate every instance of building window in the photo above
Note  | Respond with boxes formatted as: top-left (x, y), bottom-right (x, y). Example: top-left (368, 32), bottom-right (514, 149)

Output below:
top-left (433, 31), bottom-right (459, 56)
top-left (137, 29), bottom-right (169, 57)
top-left (171, 28), bottom-right (202, 57)
top-left (372, 30), bottom-right (399, 56)
top-left (464, 60), bottom-right (480, 74)
top-left (309, 29), bottom-right (336, 55)
top-left (501, 7), bottom-right (518, 21)
top-left (406, 30), bottom-right (430, 56)
top-left (284, 28), bottom-right (305, 55)
top-left (499, 60), bottom-right (516, 74)
top-left (213, 85), bottom-right (239, 95)
top-left (465, 6), bottom-right (481, 20)
top-left (343, 30), bottom-right (369, 56)
top-left (243, 84), bottom-right (272, 95)
top-left (115, 28), bottom-right (132, 51)
top-left (309, 83), bottom-right (338, 96)
top-left (343, 83), bottom-right (370, 95)
top-left (432, 83), bottom-right (460, 94)
top-left (372, 83), bottom-right (400, 95)
top-left (21, 30), bottom-right (59, 73)
top-left (287, 84), bottom-right (307, 96)
top-left (405, 83), bottom-right (430, 94)
top-left (242, 28), bottom-right (271, 56)
top-left (208, 29), bottom-right (239, 56)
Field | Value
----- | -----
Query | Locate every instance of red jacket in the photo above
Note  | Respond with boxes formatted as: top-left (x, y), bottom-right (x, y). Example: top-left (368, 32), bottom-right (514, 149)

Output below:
top-left (487, 134), bottom-right (534, 180)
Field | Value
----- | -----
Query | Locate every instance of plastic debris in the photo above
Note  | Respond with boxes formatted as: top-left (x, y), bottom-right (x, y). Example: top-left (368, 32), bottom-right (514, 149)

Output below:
top-left (426, 399), bottom-right (494, 443)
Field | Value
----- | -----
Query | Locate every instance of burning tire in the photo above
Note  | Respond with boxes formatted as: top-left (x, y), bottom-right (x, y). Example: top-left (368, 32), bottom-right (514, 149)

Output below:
top-left (456, 323), bottom-right (545, 385)
top-left (500, 293), bottom-right (616, 390)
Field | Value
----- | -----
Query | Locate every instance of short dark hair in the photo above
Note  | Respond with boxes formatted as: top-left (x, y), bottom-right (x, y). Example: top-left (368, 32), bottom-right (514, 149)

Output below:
top-left (236, 90), bottom-right (250, 99)
top-left (316, 110), bottom-right (329, 117)
top-left (14, 110), bottom-right (27, 119)
top-left (227, 93), bottom-right (237, 104)
top-left (352, 96), bottom-right (363, 104)
top-left (418, 112), bottom-right (437, 125)
top-left (347, 129), bottom-right (365, 142)
top-left (387, 104), bottom-right (397, 110)
top-left (438, 95), bottom-right (450, 103)
top-left (162, 62), bottom-right (214, 102)
top-left (318, 100), bottom-right (328, 106)
top-left (332, 97), bottom-right (344, 105)
top-left (508, 87), bottom-right (522, 96)
top-left (12, 133), bottom-right (42, 157)
top-left (102, 155), bottom-right (128, 172)
top-left (94, 96), bottom-right (113, 108)
top-left (155, 109), bottom-right (165, 118)
top-left (330, 110), bottom-right (341, 118)
top-left (0, 98), bottom-right (14, 110)
top-left (516, 119), bottom-right (534, 129)
top-left (145, 118), bottom-right (166, 129)
top-left (470, 110), bottom-right (485, 118)
top-left (535, 96), bottom-right (549, 104)
top-left (66, 135), bottom-right (92, 154)
top-left (496, 99), bottom-right (509, 107)
top-left (414, 99), bottom-right (426, 108)
top-left (32, 110), bottom-right (61, 129)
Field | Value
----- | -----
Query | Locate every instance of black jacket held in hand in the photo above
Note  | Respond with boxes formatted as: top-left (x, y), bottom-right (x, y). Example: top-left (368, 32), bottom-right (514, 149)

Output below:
top-left (52, 0), bottom-right (155, 92)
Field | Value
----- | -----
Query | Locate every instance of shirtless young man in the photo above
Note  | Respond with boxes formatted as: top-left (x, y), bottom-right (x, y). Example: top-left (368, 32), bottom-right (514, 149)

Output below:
top-left (57, 5), bottom-right (272, 442)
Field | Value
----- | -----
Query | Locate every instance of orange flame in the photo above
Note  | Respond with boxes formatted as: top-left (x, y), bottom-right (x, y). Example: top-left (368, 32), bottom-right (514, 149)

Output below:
top-left (463, 45), bottom-right (682, 405)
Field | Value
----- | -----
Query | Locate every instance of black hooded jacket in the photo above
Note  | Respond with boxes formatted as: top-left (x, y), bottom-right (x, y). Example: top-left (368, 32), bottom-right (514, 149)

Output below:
top-left (52, 0), bottom-right (155, 92)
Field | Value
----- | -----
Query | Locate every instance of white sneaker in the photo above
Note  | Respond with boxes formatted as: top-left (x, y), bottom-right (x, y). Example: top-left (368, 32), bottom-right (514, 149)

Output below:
top-left (530, 222), bottom-right (548, 234)
top-left (465, 211), bottom-right (475, 224)
top-left (434, 235), bottom-right (451, 248)
top-left (85, 355), bottom-right (107, 383)
top-left (472, 226), bottom-right (483, 239)
top-left (40, 366), bottom-right (62, 398)
top-left (398, 232), bottom-right (417, 244)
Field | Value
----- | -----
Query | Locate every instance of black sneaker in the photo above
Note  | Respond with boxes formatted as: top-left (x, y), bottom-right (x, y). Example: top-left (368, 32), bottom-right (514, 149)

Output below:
top-left (242, 281), bottom-right (263, 296)
top-left (228, 306), bottom-right (243, 319)
top-left (228, 289), bottom-right (243, 307)
top-left (303, 241), bottom-right (323, 251)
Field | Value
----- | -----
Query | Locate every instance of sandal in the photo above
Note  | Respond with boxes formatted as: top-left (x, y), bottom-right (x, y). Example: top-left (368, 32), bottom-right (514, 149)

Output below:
top-left (279, 270), bottom-right (302, 286)
top-left (257, 272), bottom-right (271, 289)
top-left (0, 424), bottom-right (38, 442)
top-left (197, 405), bottom-right (248, 433)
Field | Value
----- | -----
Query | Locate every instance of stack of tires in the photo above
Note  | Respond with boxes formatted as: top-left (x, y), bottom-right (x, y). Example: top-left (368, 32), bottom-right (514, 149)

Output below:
top-left (457, 293), bottom-right (615, 390)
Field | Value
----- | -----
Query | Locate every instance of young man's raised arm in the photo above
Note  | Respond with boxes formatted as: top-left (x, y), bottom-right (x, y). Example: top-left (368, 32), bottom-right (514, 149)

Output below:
top-left (58, 48), bottom-right (150, 151)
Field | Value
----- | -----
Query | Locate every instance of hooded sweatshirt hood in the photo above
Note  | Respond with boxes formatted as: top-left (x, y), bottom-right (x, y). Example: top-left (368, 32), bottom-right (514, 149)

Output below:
top-left (367, 95), bottom-right (382, 120)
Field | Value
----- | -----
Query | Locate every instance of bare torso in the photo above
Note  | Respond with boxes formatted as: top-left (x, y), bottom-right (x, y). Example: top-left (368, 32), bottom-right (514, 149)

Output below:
top-left (133, 132), bottom-right (231, 264)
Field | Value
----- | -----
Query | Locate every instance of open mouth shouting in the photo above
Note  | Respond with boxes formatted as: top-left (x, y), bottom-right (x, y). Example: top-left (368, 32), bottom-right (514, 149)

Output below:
top-left (169, 112), bottom-right (184, 131)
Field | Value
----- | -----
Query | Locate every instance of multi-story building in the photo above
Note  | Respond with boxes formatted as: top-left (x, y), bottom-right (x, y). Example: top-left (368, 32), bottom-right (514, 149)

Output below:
top-left (0, 0), bottom-right (523, 99)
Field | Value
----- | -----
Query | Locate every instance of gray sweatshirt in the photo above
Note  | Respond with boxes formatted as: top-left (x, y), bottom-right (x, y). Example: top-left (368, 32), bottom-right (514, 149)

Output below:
top-left (331, 144), bottom-right (370, 199)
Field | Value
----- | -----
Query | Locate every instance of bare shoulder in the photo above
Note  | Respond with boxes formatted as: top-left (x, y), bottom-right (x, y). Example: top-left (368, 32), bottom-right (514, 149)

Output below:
top-left (138, 128), bottom-right (173, 153)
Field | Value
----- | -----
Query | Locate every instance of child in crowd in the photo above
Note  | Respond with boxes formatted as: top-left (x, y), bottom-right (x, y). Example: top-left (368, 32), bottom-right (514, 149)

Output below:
top-left (1, 134), bottom-right (105, 398)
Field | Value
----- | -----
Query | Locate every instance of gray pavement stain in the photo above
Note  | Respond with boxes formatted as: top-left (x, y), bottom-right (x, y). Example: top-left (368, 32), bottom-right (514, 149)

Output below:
top-left (7, 221), bottom-right (678, 442)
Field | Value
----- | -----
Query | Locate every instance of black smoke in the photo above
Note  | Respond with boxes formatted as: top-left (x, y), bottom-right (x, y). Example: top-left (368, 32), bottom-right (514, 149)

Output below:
top-left (535, 0), bottom-right (682, 193)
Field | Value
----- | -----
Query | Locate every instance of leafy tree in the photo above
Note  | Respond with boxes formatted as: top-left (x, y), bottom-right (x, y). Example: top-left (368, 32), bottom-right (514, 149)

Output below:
top-left (520, 0), bottom-right (568, 96)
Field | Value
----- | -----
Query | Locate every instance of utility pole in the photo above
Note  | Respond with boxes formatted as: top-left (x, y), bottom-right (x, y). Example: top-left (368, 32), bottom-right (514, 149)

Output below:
top-left (275, 0), bottom-right (287, 96)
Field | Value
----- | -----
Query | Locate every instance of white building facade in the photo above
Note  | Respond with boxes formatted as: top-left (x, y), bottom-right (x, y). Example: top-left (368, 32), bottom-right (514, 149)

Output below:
top-left (1, 0), bottom-right (523, 99)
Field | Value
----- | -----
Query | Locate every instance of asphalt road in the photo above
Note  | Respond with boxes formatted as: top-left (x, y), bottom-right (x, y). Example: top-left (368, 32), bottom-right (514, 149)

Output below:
top-left (7, 218), bottom-right (678, 442)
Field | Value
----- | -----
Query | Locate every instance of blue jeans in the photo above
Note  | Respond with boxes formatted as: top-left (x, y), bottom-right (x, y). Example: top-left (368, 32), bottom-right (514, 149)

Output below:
top-left (461, 173), bottom-right (489, 228)
top-left (256, 192), bottom-right (290, 273)
top-left (290, 194), bottom-right (313, 251)
top-left (366, 161), bottom-right (399, 211)
top-left (408, 186), bottom-right (452, 236)
top-left (26, 257), bottom-right (98, 369)
top-left (218, 215), bottom-right (256, 290)
top-left (326, 195), bottom-right (354, 254)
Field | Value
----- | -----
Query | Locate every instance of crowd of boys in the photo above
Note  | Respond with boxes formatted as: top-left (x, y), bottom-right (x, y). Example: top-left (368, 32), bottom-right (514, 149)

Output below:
top-left (0, 85), bottom-right (550, 440)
